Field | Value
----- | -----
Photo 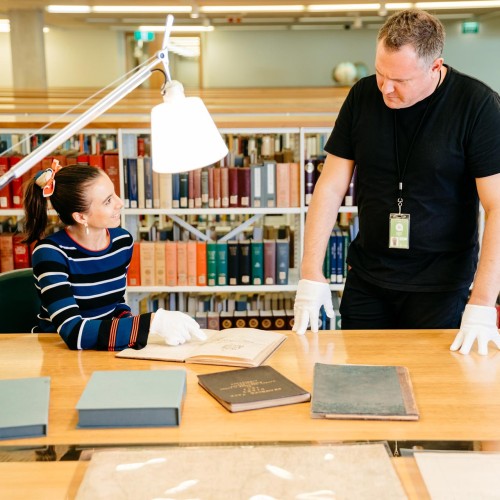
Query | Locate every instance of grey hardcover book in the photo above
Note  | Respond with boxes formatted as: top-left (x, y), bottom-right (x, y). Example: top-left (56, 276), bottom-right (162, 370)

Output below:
top-left (311, 363), bottom-right (419, 421)
top-left (76, 370), bottom-right (186, 428)
top-left (0, 376), bottom-right (50, 440)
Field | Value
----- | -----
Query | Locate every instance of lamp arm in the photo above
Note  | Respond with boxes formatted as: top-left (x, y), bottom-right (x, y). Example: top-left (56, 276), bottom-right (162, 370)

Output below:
top-left (0, 56), bottom-right (163, 190)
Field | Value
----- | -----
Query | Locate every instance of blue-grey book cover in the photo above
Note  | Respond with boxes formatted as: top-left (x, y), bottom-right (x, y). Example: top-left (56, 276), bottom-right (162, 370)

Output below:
top-left (311, 363), bottom-right (419, 421)
top-left (0, 376), bottom-right (50, 440)
top-left (76, 370), bottom-right (186, 428)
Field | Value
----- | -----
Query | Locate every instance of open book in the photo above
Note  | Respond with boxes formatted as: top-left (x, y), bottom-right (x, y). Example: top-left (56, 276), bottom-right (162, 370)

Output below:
top-left (116, 328), bottom-right (287, 368)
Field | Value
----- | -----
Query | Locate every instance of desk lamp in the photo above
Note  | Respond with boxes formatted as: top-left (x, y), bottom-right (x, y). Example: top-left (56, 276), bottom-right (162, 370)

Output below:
top-left (0, 14), bottom-right (228, 190)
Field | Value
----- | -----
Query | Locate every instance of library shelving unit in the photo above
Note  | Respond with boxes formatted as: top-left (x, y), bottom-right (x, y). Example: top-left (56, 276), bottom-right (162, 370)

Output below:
top-left (1, 123), bottom-right (355, 318)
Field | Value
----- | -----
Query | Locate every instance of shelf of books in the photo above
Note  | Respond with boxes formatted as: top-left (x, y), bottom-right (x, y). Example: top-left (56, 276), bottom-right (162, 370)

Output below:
top-left (0, 125), bottom-right (358, 329)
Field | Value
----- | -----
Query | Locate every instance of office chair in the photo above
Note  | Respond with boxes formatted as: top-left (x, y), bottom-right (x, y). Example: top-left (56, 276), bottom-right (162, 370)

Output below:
top-left (0, 268), bottom-right (41, 333)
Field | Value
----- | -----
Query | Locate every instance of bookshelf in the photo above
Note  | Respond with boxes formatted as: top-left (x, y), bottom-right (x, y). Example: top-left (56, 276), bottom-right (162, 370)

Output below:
top-left (0, 124), bottom-right (359, 323)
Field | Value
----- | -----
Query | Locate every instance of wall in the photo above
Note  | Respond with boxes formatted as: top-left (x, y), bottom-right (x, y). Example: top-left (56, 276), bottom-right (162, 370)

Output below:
top-left (0, 18), bottom-right (500, 91)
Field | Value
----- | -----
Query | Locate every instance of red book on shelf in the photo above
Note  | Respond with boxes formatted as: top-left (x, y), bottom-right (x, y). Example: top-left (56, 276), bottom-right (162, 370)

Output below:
top-left (0, 157), bottom-right (12, 209)
top-left (77, 154), bottom-right (90, 164)
top-left (13, 234), bottom-right (31, 269)
top-left (9, 155), bottom-right (24, 209)
top-left (103, 152), bottom-right (120, 196)
top-left (127, 243), bottom-right (141, 287)
top-left (264, 239), bottom-right (277, 285)
top-left (88, 154), bottom-right (104, 169)
top-left (193, 168), bottom-right (202, 208)
top-left (207, 166), bottom-right (214, 208)
top-left (228, 167), bottom-right (239, 208)
top-left (238, 167), bottom-right (251, 208)
top-left (0, 233), bottom-right (14, 272)
top-left (220, 167), bottom-right (229, 208)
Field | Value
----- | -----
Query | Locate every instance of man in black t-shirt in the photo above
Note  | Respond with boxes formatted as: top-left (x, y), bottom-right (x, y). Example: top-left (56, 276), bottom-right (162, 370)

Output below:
top-left (293, 9), bottom-right (500, 355)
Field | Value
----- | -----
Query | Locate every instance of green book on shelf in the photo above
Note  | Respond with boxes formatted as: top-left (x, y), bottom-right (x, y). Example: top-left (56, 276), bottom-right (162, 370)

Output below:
top-left (216, 241), bottom-right (228, 286)
top-left (0, 376), bottom-right (51, 440)
top-left (311, 363), bottom-right (419, 421)
top-left (198, 366), bottom-right (310, 412)
top-left (76, 370), bottom-right (186, 428)
top-left (206, 241), bottom-right (217, 286)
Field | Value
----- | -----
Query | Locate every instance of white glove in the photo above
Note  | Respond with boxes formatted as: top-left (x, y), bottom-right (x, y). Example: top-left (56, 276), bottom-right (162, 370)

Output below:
top-left (150, 309), bottom-right (207, 346)
top-left (292, 279), bottom-right (335, 335)
top-left (450, 304), bottom-right (500, 355)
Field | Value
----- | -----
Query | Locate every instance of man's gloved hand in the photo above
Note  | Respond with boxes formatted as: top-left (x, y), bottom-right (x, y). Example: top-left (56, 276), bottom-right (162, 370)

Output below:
top-left (150, 309), bottom-right (207, 346)
top-left (292, 279), bottom-right (335, 335)
top-left (450, 304), bottom-right (500, 355)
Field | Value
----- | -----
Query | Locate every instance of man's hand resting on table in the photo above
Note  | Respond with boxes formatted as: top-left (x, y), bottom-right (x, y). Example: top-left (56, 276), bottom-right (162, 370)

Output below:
top-left (450, 304), bottom-right (500, 355)
top-left (292, 279), bottom-right (335, 334)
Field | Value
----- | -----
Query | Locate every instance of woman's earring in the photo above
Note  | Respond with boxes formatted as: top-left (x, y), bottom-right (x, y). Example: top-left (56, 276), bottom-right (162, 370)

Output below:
top-left (84, 222), bottom-right (89, 235)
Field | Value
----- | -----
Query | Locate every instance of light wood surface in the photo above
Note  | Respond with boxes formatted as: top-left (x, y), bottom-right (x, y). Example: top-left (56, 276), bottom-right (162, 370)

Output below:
top-left (0, 456), bottom-right (430, 500)
top-left (1, 330), bottom-right (499, 447)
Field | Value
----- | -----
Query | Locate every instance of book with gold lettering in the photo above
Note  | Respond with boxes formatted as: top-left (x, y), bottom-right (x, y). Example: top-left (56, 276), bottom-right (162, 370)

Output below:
top-left (198, 366), bottom-right (310, 412)
top-left (117, 328), bottom-right (286, 368)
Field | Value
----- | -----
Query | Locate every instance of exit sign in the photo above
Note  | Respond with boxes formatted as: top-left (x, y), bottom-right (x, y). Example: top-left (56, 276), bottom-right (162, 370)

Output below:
top-left (134, 31), bottom-right (155, 42)
top-left (462, 21), bottom-right (479, 34)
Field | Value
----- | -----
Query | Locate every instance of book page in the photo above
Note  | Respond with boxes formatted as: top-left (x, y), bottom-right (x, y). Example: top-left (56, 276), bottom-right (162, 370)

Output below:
top-left (414, 451), bottom-right (500, 500)
top-left (188, 328), bottom-right (284, 362)
top-left (116, 330), bottom-right (218, 362)
top-left (116, 329), bottom-right (285, 365)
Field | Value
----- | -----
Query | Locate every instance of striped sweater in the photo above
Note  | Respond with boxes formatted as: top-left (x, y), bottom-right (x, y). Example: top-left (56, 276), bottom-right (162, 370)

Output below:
top-left (32, 227), bottom-right (151, 351)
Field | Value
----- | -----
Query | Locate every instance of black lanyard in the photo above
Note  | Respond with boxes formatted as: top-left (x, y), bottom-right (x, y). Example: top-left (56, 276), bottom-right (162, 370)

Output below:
top-left (393, 70), bottom-right (442, 212)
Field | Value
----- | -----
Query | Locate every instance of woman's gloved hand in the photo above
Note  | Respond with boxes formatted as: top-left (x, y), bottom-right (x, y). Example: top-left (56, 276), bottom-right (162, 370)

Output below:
top-left (150, 309), bottom-right (207, 346)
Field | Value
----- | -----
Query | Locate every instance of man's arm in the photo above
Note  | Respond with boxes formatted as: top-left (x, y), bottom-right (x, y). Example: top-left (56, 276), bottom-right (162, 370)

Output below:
top-left (301, 153), bottom-right (356, 281)
top-left (292, 154), bottom-right (355, 334)
top-left (469, 172), bottom-right (500, 307)
top-left (450, 172), bottom-right (500, 355)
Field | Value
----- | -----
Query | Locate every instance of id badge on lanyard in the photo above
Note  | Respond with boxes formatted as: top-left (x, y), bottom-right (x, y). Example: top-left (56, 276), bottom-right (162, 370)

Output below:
top-left (389, 213), bottom-right (410, 249)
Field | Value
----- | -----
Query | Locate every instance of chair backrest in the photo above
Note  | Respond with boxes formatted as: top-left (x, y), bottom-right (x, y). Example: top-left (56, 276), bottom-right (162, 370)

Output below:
top-left (0, 268), bottom-right (41, 333)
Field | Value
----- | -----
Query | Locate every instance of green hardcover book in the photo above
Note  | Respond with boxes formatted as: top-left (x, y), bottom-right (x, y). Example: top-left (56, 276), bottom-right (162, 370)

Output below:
top-left (311, 363), bottom-right (419, 421)
top-left (76, 370), bottom-right (186, 428)
top-left (198, 366), bottom-right (310, 412)
top-left (216, 241), bottom-right (228, 286)
top-left (0, 376), bottom-right (50, 440)
top-left (250, 240), bottom-right (264, 285)
top-left (206, 241), bottom-right (218, 286)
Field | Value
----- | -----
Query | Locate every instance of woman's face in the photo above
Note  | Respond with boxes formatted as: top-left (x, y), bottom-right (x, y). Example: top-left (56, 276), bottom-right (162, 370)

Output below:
top-left (84, 172), bottom-right (124, 230)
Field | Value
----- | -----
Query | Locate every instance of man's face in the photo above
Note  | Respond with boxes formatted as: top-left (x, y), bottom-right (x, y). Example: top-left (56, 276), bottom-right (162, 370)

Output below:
top-left (375, 41), bottom-right (442, 109)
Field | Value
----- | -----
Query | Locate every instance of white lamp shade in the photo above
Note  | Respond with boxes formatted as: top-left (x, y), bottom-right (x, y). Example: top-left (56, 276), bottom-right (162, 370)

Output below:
top-left (150, 83), bottom-right (228, 173)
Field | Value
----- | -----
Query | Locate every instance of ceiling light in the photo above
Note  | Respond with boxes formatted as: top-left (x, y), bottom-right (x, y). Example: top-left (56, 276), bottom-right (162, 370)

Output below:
top-left (308, 3), bottom-right (380, 12)
top-left (92, 6), bottom-right (192, 13)
top-left (46, 5), bottom-right (92, 14)
top-left (416, 1), bottom-right (500, 8)
top-left (139, 25), bottom-right (214, 32)
top-left (201, 5), bottom-right (305, 13)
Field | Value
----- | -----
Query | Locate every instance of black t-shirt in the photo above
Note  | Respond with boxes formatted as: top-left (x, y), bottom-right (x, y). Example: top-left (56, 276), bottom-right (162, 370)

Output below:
top-left (325, 66), bottom-right (500, 291)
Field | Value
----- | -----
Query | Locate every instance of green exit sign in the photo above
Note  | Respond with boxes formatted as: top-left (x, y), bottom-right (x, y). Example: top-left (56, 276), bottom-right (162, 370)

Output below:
top-left (134, 31), bottom-right (155, 42)
top-left (462, 21), bottom-right (479, 34)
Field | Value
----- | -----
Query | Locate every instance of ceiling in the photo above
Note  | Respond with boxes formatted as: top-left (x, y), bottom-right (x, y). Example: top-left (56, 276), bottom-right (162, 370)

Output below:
top-left (2, 1), bottom-right (500, 31)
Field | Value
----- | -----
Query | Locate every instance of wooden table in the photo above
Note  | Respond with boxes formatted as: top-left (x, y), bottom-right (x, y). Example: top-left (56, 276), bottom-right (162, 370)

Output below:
top-left (1, 330), bottom-right (499, 498)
